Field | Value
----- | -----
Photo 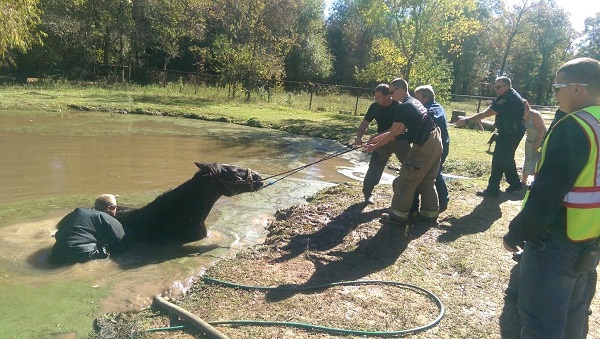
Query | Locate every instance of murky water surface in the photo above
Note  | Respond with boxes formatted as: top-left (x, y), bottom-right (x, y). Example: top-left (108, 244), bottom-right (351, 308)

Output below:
top-left (0, 110), bottom-right (396, 320)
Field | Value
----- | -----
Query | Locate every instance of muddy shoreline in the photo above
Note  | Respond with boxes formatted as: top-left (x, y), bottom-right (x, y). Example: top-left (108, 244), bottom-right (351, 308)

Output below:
top-left (95, 181), bottom-right (542, 339)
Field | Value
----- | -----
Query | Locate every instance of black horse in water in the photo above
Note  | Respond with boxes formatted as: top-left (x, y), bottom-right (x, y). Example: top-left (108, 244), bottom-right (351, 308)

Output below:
top-left (116, 162), bottom-right (263, 242)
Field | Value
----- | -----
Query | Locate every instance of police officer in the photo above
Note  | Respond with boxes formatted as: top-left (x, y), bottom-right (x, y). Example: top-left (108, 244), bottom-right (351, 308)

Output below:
top-left (503, 57), bottom-right (600, 338)
top-left (456, 76), bottom-right (525, 197)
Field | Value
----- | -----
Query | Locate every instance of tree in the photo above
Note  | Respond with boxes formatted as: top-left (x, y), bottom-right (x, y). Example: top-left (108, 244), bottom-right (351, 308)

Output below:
top-left (577, 13), bottom-right (600, 60)
top-left (199, 0), bottom-right (323, 99)
top-left (284, 0), bottom-right (333, 82)
top-left (527, 0), bottom-right (573, 104)
top-left (133, 0), bottom-right (207, 74)
top-left (495, 0), bottom-right (534, 75)
top-left (0, 0), bottom-right (44, 66)
top-left (348, 0), bottom-right (479, 98)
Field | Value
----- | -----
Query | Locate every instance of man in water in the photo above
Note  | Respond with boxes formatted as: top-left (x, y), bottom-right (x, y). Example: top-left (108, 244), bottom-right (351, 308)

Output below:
top-left (49, 194), bottom-right (127, 264)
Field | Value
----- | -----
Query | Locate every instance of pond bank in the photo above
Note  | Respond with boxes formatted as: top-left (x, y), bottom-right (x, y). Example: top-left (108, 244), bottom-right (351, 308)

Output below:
top-left (96, 181), bottom-right (541, 339)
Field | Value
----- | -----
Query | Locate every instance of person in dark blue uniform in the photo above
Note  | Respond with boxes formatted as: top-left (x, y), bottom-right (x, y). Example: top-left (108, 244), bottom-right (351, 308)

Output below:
top-left (49, 194), bottom-right (127, 264)
top-left (456, 76), bottom-right (525, 197)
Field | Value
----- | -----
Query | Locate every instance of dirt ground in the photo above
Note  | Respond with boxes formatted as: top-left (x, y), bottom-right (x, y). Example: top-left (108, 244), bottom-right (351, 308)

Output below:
top-left (96, 181), bottom-right (600, 339)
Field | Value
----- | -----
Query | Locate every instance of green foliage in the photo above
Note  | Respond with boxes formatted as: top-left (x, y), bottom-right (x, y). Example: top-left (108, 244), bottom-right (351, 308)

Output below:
top-left (0, 0), bottom-right (44, 65)
top-left (409, 54), bottom-right (454, 102)
top-left (577, 13), bottom-right (600, 60)
top-left (286, 35), bottom-right (333, 82)
top-left (341, 0), bottom-right (479, 97)
top-left (285, 0), bottom-right (333, 81)
top-left (1, 0), bottom-right (596, 107)
top-left (355, 38), bottom-right (407, 83)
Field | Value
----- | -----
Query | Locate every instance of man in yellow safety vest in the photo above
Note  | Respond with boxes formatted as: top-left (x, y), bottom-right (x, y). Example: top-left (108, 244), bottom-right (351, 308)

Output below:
top-left (503, 57), bottom-right (600, 338)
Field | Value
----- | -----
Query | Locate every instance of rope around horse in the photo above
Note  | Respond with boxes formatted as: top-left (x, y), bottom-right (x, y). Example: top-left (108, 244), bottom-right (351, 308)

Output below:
top-left (259, 145), bottom-right (360, 189)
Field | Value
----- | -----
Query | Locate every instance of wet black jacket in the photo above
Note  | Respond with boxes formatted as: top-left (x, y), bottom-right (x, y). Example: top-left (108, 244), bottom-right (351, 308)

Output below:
top-left (49, 208), bottom-right (126, 263)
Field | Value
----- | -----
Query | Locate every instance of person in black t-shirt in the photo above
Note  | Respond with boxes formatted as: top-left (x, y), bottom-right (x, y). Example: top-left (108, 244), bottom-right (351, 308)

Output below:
top-left (354, 84), bottom-right (410, 204)
top-left (456, 76), bottom-right (525, 197)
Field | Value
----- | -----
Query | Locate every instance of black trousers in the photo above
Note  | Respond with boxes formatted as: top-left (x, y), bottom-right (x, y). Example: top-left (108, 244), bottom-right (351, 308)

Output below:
top-left (487, 129), bottom-right (525, 192)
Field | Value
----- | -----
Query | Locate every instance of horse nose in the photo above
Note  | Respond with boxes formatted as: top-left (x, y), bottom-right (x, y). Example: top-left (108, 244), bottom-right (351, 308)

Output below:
top-left (253, 180), bottom-right (264, 190)
top-left (251, 173), bottom-right (264, 189)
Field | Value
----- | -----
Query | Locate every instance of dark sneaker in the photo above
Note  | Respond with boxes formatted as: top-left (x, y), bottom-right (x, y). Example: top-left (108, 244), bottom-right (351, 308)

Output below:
top-left (476, 189), bottom-right (499, 197)
top-left (505, 184), bottom-right (523, 193)
top-left (415, 213), bottom-right (439, 225)
top-left (379, 213), bottom-right (408, 226)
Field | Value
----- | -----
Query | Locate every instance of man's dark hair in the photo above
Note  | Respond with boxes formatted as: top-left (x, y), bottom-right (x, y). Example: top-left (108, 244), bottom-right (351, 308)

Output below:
top-left (375, 83), bottom-right (390, 95)
top-left (390, 78), bottom-right (408, 91)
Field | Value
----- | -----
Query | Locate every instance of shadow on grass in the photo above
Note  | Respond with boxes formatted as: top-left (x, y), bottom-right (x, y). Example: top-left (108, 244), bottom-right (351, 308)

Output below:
top-left (266, 220), bottom-right (432, 302)
top-left (270, 202), bottom-right (378, 264)
top-left (437, 194), bottom-right (512, 243)
top-left (500, 260), bottom-right (522, 338)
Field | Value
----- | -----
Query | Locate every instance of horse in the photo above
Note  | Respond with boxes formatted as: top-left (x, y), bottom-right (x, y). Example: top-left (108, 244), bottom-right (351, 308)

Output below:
top-left (115, 162), bottom-right (263, 243)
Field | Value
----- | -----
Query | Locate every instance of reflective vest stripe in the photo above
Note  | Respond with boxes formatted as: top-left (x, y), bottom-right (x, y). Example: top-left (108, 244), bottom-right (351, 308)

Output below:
top-left (561, 108), bottom-right (600, 241)
top-left (563, 111), bottom-right (600, 208)
top-left (563, 192), bottom-right (600, 206)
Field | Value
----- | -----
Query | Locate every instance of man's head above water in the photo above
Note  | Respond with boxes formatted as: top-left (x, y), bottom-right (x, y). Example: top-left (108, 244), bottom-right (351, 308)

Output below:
top-left (95, 194), bottom-right (117, 217)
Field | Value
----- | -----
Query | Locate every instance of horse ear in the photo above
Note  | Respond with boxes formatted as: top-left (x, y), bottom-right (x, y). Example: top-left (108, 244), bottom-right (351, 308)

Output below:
top-left (195, 162), bottom-right (217, 176)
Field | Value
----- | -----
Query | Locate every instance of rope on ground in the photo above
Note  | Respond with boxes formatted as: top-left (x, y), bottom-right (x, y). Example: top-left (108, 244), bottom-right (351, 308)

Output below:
top-left (147, 276), bottom-right (445, 336)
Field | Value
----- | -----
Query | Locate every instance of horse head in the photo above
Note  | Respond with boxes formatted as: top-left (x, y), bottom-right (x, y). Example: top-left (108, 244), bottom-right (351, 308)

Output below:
top-left (194, 162), bottom-right (263, 196)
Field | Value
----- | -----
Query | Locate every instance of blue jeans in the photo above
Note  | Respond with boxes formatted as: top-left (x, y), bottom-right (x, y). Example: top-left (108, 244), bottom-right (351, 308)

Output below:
top-left (518, 234), bottom-right (597, 338)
